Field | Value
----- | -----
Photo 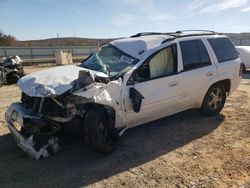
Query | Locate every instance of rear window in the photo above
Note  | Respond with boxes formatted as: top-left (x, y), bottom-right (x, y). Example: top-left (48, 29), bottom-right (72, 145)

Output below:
top-left (180, 39), bottom-right (211, 70)
top-left (208, 38), bottom-right (238, 63)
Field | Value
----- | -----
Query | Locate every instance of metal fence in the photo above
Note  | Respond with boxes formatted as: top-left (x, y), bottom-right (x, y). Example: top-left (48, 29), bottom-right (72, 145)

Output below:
top-left (0, 46), bottom-right (96, 60)
top-left (231, 38), bottom-right (250, 46)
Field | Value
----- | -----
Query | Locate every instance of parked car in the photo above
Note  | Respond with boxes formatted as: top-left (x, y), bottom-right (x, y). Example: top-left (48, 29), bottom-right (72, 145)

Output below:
top-left (236, 46), bottom-right (250, 72)
top-left (0, 56), bottom-right (24, 86)
top-left (5, 31), bottom-right (242, 159)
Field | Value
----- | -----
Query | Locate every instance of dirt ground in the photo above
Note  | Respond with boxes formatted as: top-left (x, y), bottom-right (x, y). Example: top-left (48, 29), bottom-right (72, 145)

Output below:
top-left (0, 65), bottom-right (249, 188)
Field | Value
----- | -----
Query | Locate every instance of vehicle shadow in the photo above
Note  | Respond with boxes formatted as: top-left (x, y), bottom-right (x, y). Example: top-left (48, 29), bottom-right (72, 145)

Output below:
top-left (242, 70), bottom-right (250, 79)
top-left (0, 110), bottom-right (224, 188)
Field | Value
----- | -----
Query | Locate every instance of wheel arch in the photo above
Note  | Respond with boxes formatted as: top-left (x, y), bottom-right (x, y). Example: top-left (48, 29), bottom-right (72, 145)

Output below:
top-left (83, 102), bottom-right (119, 153)
top-left (211, 79), bottom-right (231, 95)
top-left (83, 102), bottom-right (116, 124)
top-left (200, 79), bottom-right (228, 116)
top-left (200, 79), bottom-right (231, 108)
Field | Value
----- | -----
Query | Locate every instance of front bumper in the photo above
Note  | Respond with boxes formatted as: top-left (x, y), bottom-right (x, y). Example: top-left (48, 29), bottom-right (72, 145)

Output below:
top-left (5, 102), bottom-right (59, 160)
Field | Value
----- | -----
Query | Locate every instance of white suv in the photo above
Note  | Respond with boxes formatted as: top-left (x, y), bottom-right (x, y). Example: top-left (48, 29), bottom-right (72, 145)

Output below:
top-left (5, 30), bottom-right (242, 159)
top-left (236, 46), bottom-right (250, 71)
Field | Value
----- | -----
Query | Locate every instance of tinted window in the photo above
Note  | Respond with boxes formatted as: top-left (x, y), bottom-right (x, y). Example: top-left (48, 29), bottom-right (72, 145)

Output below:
top-left (198, 40), bottom-right (211, 64)
top-left (208, 38), bottom-right (238, 63)
top-left (180, 40), bottom-right (211, 70)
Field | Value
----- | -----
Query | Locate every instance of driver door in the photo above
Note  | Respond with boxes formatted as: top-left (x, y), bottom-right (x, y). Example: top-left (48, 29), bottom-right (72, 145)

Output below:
top-left (124, 44), bottom-right (183, 128)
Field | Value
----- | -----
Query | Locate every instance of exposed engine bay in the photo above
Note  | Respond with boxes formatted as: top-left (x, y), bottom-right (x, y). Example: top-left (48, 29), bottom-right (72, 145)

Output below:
top-left (5, 44), bottom-right (142, 159)
top-left (5, 67), bottom-right (125, 159)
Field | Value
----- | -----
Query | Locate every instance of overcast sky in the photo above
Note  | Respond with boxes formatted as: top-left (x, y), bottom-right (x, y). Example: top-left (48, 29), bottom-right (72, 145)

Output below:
top-left (0, 0), bottom-right (250, 40)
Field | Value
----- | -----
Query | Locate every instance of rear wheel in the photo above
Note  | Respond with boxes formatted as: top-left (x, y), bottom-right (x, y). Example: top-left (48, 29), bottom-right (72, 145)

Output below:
top-left (242, 64), bottom-right (247, 73)
top-left (201, 83), bottom-right (226, 116)
top-left (84, 107), bottom-right (118, 154)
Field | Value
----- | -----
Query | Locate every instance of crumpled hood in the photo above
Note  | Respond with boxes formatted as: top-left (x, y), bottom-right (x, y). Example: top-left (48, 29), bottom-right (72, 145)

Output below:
top-left (18, 65), bottom-right (106, 97)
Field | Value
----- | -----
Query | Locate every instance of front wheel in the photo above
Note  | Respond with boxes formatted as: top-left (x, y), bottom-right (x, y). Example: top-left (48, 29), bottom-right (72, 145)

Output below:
top-left (7, 73), bottom-right (19, 84)
top-left (84, 107), bottom-right (118, 154)
top-left (201, 84), bottom-right (226, 116)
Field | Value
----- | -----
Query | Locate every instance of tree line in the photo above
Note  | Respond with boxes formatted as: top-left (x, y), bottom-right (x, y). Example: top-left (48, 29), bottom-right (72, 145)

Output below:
top-left (0, 30), bottom-right (16, 46)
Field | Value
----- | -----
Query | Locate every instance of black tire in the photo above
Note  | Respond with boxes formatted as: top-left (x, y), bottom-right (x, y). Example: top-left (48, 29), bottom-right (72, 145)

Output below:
top-left (201, 83), bottom-right (226, 116)
top-left (7, 73), bottom-right (19, 84)
top-left (84, 107), bottom-right (118, 154)
top-left (242, 64), bottom-right (247, 73)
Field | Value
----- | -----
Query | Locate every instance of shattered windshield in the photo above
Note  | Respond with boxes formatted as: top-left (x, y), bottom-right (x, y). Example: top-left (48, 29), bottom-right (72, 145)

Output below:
top-left (80, 44), bottom-right (139, 78)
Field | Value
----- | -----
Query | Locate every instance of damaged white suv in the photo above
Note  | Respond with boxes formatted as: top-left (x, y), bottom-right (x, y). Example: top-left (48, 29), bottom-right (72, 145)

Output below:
top-left (5, 31), bottom-right (242, 159)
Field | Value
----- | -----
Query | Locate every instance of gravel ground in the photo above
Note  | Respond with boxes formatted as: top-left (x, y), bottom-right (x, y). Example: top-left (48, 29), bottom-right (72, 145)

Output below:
top-left (0, 65), bottom-right (249, 188)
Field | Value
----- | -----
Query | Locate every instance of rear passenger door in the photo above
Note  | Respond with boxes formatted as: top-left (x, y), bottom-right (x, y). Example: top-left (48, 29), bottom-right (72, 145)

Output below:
top-left (208, 38), bottom-right (240, 79)
top-left (179, 39), bottom-right (218, 109)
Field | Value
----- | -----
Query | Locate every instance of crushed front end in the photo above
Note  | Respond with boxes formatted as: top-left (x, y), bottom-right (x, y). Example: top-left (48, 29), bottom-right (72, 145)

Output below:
top-left (5, 65), bottom-right (125, 159)
top-left (4, 43), bottom-right (139, 159)
top-left (5, 93), bottom-right (72, 159)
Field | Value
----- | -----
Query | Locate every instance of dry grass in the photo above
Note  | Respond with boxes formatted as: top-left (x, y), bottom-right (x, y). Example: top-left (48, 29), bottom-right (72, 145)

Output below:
top-left (0, 66), bottom-right (249, 188)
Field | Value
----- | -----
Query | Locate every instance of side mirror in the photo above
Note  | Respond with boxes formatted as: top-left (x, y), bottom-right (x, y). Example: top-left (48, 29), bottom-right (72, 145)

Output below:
top-left (129, 87), bottom-right (144, 113)
top-left (128, 64), bottom-right (150, 85)
top-left (136, 64), bottom-right (150, 79)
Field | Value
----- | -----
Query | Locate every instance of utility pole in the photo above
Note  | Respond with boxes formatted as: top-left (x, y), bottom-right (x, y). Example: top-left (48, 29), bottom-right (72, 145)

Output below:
top-left (57, 33), bottom-right (60, 46)
top-left (73, 28), bottom-right (76, 45)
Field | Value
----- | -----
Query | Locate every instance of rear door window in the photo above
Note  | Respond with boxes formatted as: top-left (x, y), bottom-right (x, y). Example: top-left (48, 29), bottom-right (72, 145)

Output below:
top-left (180, 40), bottom-right (211, 71)
top-left (208, 38), bottom-right (238, 63)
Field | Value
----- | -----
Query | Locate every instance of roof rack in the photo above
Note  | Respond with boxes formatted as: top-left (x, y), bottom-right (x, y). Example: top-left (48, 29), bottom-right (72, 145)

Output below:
top-left (175, 30), bottom-right (216, 34)
top-left (173, 30), bottom-right (220, 38)
top-left (130, 30), bottom-right (221, 44)
top-left (130, 32), bottom-right (176, 38)
top-left (130, 30), bottom-right (218, 38)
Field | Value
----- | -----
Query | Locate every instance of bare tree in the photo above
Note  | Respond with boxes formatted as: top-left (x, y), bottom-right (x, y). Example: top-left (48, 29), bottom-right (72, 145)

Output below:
top-left (0, 29), bottom-right (16, 46)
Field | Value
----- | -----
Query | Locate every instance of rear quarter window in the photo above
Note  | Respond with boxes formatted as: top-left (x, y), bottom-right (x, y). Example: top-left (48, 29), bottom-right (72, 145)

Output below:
top-left (208, 38), bottom-right (238, 63)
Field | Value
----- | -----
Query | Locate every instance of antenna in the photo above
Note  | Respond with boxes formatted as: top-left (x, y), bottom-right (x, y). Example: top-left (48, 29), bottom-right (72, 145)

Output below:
top-left (73, 28), bottom-right (76, 45)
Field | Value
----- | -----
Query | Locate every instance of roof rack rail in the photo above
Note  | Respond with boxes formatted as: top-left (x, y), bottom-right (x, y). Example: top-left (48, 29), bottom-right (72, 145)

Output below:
top-left (175, 30), bottom-right (216, 34)
top-left (130, 32), bottom-right (163, 38)
top-left (130, 30), bottom-right (221, 42)
top-left (174, 30), bottom-right (221, 39)
top-left (130, 32), bottom-right (175, 38)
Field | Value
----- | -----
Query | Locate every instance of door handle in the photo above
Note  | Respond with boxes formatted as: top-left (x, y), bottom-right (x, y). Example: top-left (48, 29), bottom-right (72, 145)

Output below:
top-left (206, 71), bottom-right (214, 77)
top-left (168, 81), bottom-right (178, 87)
